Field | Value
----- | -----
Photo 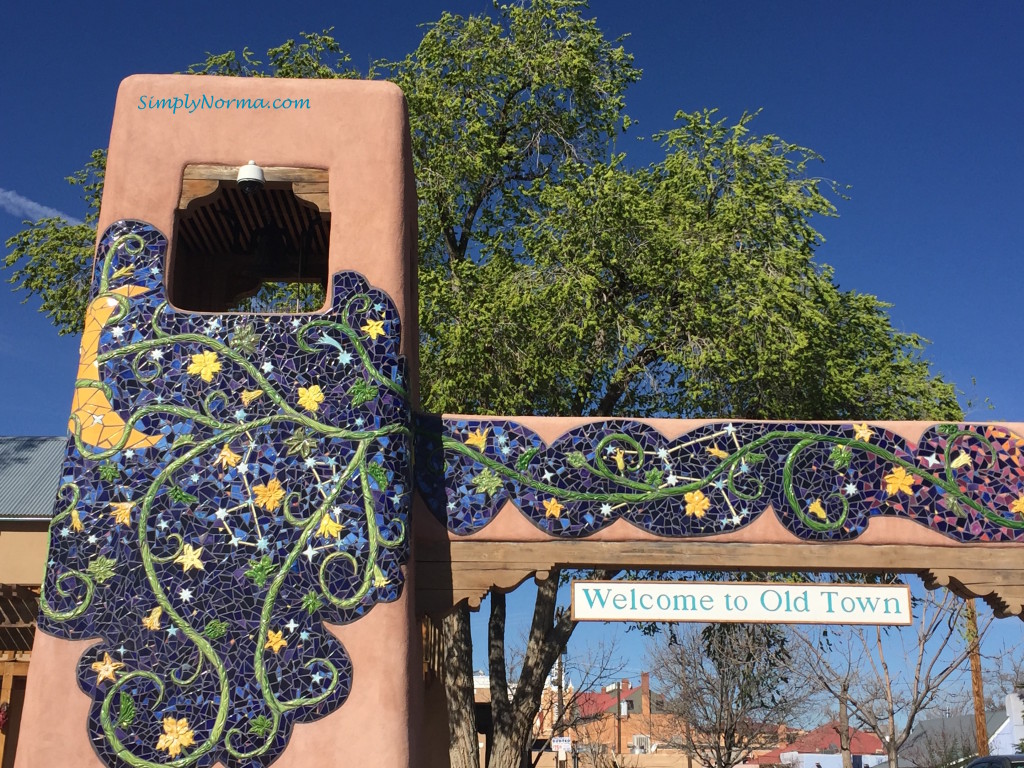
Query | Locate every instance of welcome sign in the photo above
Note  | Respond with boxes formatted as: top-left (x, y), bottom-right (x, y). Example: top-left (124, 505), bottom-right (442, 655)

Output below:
top-left (571, 581), bottom-right (912, 625)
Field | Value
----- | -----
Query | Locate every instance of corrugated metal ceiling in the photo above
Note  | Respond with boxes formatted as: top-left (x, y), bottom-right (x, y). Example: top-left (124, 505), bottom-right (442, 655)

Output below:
top-left (0, 436), bottom-right (63, 520)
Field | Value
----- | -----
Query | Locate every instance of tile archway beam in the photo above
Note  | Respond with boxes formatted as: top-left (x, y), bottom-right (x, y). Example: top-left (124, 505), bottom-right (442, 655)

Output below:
top-left (412, 415), bottom-right (1024, 619)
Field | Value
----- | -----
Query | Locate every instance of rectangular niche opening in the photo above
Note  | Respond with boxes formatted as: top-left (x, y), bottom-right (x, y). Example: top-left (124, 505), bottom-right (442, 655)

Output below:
top-left (168, 164), bottom-right (330, 313)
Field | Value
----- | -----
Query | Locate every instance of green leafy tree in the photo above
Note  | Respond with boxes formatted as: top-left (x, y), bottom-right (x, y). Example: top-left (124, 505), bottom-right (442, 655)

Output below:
top-left (512, 110), bottom-right (960, 421)
top-left (4, 3), bottom-right (963, 768)
top-left (5, 149), bottom-right (105, 334)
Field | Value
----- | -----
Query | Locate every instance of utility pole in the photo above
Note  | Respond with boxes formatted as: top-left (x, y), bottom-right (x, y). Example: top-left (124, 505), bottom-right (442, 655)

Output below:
top-left (557, 650), bottom-right (565, 737)
top-left (616, 681), bottom-right (622, 757)
top-left (967, 599), bottom-right (989, 757)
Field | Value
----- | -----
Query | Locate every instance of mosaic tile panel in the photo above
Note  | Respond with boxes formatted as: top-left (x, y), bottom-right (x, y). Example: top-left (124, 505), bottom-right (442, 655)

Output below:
top-left (415, 417), bottom-right (1024, 543)
top-left (39, 220), bottom-right (411, 768)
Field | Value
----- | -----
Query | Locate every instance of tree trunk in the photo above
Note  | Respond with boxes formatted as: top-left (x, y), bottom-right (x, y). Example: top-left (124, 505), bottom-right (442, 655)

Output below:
top-left (887, 740), bottom-right (899, 768)
top-left (487, 571), bottom-right (581, 768)
top-left (444, 605), bottom-right (481, 768)
top-left (488, 727), bottom-right (531, 768)
top-left (837, 686), bottom-right (853, 768)
top-left (446, 567), bottom-right (617, 768)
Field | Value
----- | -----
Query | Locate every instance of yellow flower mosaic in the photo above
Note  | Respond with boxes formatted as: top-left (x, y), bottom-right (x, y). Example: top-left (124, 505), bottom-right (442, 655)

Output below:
top-left (265, 629), bottom-right (287, 654)
top-left (883, 466), bottom-right (917, 497)
top-left (214, 443), bottom-right (242, 469)
top-left (253, 478), bottom-right (286, 511)
top-left (853, 423), bottom-right (874, 442)
top-left (808, 498), bottom-right (826, 521)
top-left (1011, 496), bottom-right (1024, 517)
top-left (187, 350), bottom-right (221, 383)
top-left (543, 498), bottom-right (565, 519)
top-left (361, 318), bottom-right (386, 339)
top-left (156, 717), bottom-right (195, 758)
top-left (297, 385), bottom-right (325, 412)
top-left (317, 514), bottom-right (344, 540)
top-left (91, 652), bottom-right (125, 684)
top-left (465, 427), bottom-right (489, 451)
top-left (142, 606), bottom-right (163, 631)
top-left (174, 543), bottom-right (205, 572)
top-left (684, 490), bottom-right (710, 518)
top-left (109, 500), bottom-right (135, 527)
top-left (240, 388), bottom-right (264, 406)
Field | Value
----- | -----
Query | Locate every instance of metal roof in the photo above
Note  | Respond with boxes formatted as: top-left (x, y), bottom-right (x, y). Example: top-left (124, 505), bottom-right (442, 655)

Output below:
top-left (0, 436), bottom-right (64, 520)
top-left (879, 709), bottom-right (1010, 768)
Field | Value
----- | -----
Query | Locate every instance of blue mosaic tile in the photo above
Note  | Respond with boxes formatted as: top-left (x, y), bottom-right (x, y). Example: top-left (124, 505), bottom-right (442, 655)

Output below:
top-left (415, 418), bottom-right (1024, 543)
top-left (39, 220), bottom-right (411, 768)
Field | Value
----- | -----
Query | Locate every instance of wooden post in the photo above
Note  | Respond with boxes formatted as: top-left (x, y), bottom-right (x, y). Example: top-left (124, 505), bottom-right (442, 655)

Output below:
top-left (967, 600), bottom-right (988, 757)
top-left (0, 661), bottom-right (13, 764)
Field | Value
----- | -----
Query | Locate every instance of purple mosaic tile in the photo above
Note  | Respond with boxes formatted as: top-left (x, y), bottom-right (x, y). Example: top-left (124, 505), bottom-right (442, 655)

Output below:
top-left (415, 418), bottom-right (1024, 543)
top-left (39, 220), bottom-right (411, 768)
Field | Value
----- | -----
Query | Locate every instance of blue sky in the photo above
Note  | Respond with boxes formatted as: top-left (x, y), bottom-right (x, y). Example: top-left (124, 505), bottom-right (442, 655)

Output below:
top-left (3, 2), bottom-right (1023, 681)
top-left (3, 2), bottom-right (1023, 433)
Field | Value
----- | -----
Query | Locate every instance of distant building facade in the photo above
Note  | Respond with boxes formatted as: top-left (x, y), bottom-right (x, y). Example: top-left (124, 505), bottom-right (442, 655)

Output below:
top-left (0, 436), bottom-right (63, 768)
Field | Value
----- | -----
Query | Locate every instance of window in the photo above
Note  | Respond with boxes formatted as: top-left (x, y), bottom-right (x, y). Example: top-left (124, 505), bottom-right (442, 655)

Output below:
top-left (168, 164), bottom-right (330, 313)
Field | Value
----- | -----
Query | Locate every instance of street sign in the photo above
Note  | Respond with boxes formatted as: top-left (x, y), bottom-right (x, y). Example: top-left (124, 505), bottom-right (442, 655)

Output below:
top-left (572, 581), bottom-right (912, 624)
top-left (551, 736), bottom-right (573, 752)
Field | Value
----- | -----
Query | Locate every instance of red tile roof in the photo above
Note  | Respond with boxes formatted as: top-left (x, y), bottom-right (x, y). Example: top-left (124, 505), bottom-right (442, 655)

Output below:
top-left (754, 723), bottom-right (884, 764)
top-left (576, 684), bottom-right (640, 718)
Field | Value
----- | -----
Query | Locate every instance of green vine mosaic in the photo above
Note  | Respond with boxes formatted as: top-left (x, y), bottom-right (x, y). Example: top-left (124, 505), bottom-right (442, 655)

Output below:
top-left (39, 220), bottom-right (411, 768)
top-left (416, 417), bottom-right (1024, 542)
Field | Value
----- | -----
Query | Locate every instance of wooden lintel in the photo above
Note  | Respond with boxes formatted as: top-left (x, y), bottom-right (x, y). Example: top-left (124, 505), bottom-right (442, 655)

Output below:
top-left (183, 164), bottom-right (328, 182)
top-left (291, 181), bottom-right (329, 212)
top-left (292, 192), bottom-right (329, 211)
top-left (178, 179), bottom-right (219, 210)
top-left (178, 165), bottom-right (330, 211)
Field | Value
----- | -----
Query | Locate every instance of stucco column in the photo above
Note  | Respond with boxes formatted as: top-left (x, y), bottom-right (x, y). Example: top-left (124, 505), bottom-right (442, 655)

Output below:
top-left (17, 75), bottom-right (422, 768)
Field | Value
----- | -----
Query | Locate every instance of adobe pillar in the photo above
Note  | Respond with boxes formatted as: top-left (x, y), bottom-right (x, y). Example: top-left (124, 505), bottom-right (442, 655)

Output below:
top-left (18, 75), bottom-right (422, 768)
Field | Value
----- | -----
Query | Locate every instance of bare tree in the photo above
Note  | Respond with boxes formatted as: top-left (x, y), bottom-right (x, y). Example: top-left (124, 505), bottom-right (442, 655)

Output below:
top-left (787, 623), bottom-right (860, 768)
top-left (571, 715), bottom-right (642, 768)
top-left (466, 576), bottom-right (621, 768)
top-left (519, 636), bottom-right (630, 762)
top-left (651, 623), bottom-right (812, 768)
top-left (985, 642), bottom-right (1024, 707)
top-left (796, 591), bottom-right (991, 768)
top-left (831, 679), bottom-right (856, 768)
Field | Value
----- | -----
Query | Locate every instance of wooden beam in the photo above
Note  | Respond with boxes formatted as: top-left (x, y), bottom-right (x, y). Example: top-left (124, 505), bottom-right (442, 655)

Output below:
top-left (0, 626), bottom-right (33, 654)
top-left (416, 539), bottom-right (1024, 618)
top-left (182, 164), bottom-right (328, 182)
top-left (178, 179), bottom-right (219, 210)
top-left (177, 165), bottom-right (330, 211)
